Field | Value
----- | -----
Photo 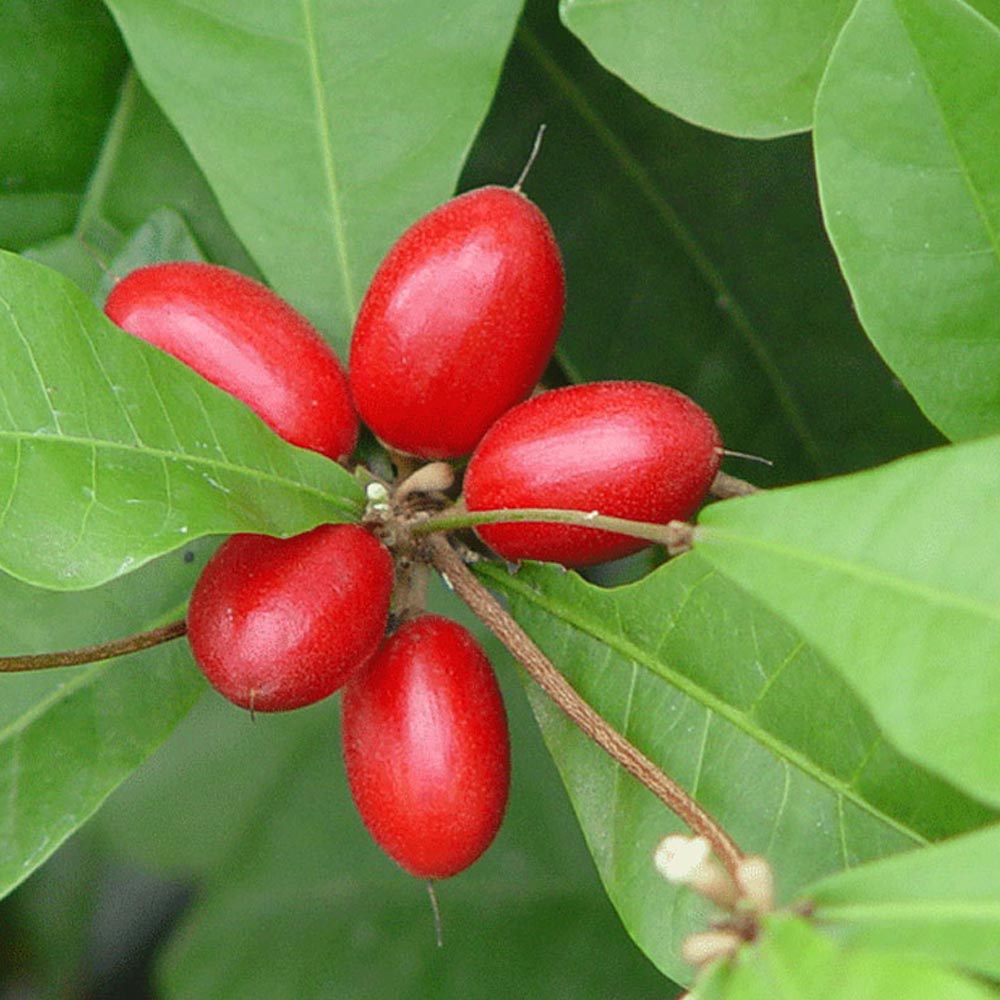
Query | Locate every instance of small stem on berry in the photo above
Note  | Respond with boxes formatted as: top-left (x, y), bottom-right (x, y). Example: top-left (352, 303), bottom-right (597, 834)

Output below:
top-left (710, 471), bottom-right (760, 499)
top-left (717, 447), bottom-right (773, 467)
top-left (0, 620), bottom-right (188, 673)
top-left (411, 505), bottom-right (693, 551)
top-left (425, 534), bottom-right (745, 877)
top-left (426, 881), bottom-right (444, 948)
top-left (513, 124), bottom-right (547, 192)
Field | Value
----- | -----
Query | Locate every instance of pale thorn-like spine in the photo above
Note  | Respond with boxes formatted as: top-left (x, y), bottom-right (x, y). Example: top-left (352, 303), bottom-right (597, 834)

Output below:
top-left (653, 834), bottom-right (740, 911)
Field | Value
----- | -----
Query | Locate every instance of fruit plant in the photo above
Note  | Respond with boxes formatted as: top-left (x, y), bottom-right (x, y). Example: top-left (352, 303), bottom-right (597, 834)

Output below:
top-left (1, 1), bottom-right (1000, 999)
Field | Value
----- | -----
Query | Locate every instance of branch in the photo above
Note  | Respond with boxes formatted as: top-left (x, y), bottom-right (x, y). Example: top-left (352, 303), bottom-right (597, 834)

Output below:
top-left (424, 534), bottom-right (745, 877)
top-left (0, 619), bottom-right (188, 673)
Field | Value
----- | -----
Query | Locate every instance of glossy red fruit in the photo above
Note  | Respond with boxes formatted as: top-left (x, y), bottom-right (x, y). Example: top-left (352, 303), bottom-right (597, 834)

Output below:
top-left (349, 185), bottom-right (565, 459)
top-left (463, 380), bottom-right (722, 567)
top-left (105, 262), bottom-right (358, 461)
top-left (187, 524), bottom-right (393, 712)
top-left (341, 614), bottom-right (510, 880)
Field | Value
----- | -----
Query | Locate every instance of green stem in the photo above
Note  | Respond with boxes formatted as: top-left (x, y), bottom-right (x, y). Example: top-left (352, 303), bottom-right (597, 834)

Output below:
top-left (411, 505), bottom-right (693, 553)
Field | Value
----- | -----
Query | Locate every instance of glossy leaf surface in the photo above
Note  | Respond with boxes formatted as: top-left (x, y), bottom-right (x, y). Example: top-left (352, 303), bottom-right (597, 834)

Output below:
top-left (477, 556), bottom-right (992, 982)
top-left (694, 436), bottom-right (1000, 808)
top-left (0, 251), bottom-right (362, 590)
top-left (805, 823), bottom-right (1000, 980)
top-left (694, 914), bottom-right (997, 1000)
top-left (815, 0), bottom-right (1000, 441)
top-left (0, 543), bottom-right (206, 898)
top-left (103, 0), bottom-right (524, 351)
top-left (0, 0), bottom-right (126, 250)
top-left (561, 0), bottom-right (853, 138)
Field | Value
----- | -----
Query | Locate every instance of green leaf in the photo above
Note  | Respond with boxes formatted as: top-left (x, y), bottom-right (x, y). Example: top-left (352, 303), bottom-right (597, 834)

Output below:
top-left (560, 0), bottom-right (854, 138)
top-left (0, 0), bottom-right (126, 249)
top-left (476, 555), bottom-right (992, 983)
top-left (94, 73), bottom-right (261, 277)
top-left (102, 0), bottom-right (524, 351)
top-left (815, 0), bottom-right (1000, 441)
top-left (804, 823), bottom-right (1000, 980)
top-left (0, 250), bottom-right (363, 590)
top-left (97, 206), bottom-right (204, 302)
top-left (462, 1), bottom-right (940, 485)
top-left (694, 914), bottom-right (997, 1000)
top-left (694, 436), bottom-right (1000, 808)
top-left (22, 236), bottom-right (110, 298)
top-left (0, 195), bottom-right (80, 255)
top-left (0, 541), bottom-right (207, 899)
top-left (161, 886), bottom-right (667, 1000)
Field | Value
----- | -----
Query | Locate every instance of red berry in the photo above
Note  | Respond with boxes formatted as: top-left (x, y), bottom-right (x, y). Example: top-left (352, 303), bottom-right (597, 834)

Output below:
top-left (341, 615), bottom-right (510, 879)
top-left (463, 381), bottom-right (722, 567)
top-left (187, 524), bottom-right (393, 712)
top-left (105, 262), bottom-right (358, 461)
top-left (349, 186), bottom-right (565, 459)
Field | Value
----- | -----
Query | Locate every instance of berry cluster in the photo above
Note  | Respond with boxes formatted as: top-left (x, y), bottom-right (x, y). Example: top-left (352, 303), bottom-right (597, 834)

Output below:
top-left (104, 178), bottom-right (722, 881)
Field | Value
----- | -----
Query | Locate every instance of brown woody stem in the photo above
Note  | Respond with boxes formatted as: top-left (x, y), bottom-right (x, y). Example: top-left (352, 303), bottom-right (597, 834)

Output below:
top-left (710, 471), bottom-right (759, 499)
top-left (425, 533), bottom-right (745, 877)
top-left (0, 619), bottom-right (188, 673)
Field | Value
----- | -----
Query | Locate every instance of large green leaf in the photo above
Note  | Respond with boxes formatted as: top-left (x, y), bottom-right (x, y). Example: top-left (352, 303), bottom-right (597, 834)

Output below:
top-left (694, 436), bottom-right (1000, 808)
top-left (95, 73), bottom-right (260, 276)
top-left (0, 0), bottom-right (127, 250)
top-left (0, 540), bottom-right (208, 899)
top-left (0, 250), bottom-right (362, 590)
top-left (804, 823), bottom-right (1000, 980)
top-left (476, 555), bottom-right (992, 983)
top-left (462, 0), bottom-right (940, 486)
top-left (560, 0), bottom-right (853, 138)
top-left (102, 0), bottom-right (524, 352)
top-left (815, 0), bottom-right (1000, 441)
top-left (694, 914), bottom-right (997, 1000)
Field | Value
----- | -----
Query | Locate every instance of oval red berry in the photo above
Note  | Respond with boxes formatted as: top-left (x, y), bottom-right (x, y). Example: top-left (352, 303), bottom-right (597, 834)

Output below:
top-left (463, 381), bottom-right (722, 567)
top-left (105, 262), bottom-right (358, 462)
top-left (349, 186), bottom-right (565, 459)
top-left (187, 524), bottom-right (393, 712)
top-left (341, 615), bottom-right (510, 880)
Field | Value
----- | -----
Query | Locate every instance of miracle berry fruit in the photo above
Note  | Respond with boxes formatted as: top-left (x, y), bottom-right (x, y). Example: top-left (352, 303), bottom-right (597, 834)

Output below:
top-left (105, 262), bottom-right (358, 462)
top-left (341, 614), bottom-right (510, 880)
top-left (187, 524), bottom-right (394, 712)
top-left (463, 380), bottom-right (722, 568)
top-left (349, 185), bottom-right (565, 459)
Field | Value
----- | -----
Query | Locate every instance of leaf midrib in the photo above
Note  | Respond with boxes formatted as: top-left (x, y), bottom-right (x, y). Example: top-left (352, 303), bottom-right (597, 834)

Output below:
top-left (894, 0), bottom-right (1000, 275)
top-left (481, 564), bottom-right (932, 849)
top-left (0, 428), bottom-right (360, 515)
top-left (816, 899), bottom-right (1000, 922)
top-left (697, 523), bottom-right (1000, 623)
top-left (300, 0), bottom-right (356, 319)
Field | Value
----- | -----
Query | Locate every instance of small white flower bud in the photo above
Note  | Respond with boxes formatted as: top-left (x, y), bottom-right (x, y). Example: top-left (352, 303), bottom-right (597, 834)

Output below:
top-left (653, 834), bottom-right (740, 910)
top-left (681, 928), bottom-right (742, 968)
top-left (735, 855), bottom-right (774, 914)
